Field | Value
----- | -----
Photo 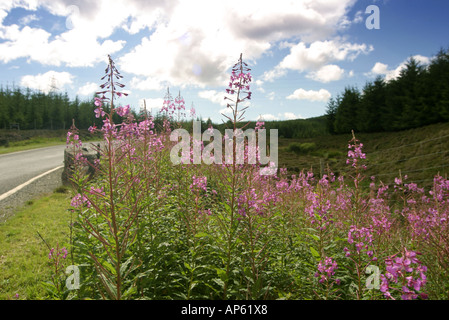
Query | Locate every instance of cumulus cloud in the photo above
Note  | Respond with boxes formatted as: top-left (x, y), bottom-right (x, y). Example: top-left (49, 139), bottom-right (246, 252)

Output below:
top-left (258, 114), bottom-right (279, 121)
top-left (282, 112), bottom-right (304, 120)
top-left (77, 82), bottom-right (98, 96)
top-left (198, 90), bottom-right (226, 106)
top-left (286, 88), bottom-right (331, 102)
top-left (130, 76), bottom-right (164, 91)
top-left (0, 0), bottom-right (166, 67)
top-left (20, 70), bottom-right (74, 94)
top-left (1, 0), bottom-right (363, 90)
top-left (306, 64), bottom-right (345, 83)
top-left (0, 19), bottom-right (125, 67)
top-left (263, 39), bottom-right (373, 83)
top-left (368, 55), bottom-right (431, 81)
top-left (257, 112), bottom-right (304, 121)
top-left (139, 98), bottom-right (164, 113)
top-left (280, 40), bottom-right (372, 71)
top-left (219, 107), bottom-right (233, 116)
top-left (118, 0), bottom-right (360, 88)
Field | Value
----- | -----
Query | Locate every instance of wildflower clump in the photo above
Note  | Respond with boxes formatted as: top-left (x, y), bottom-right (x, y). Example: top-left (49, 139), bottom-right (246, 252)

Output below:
top-left (380, 249), bottom-right (428, 300)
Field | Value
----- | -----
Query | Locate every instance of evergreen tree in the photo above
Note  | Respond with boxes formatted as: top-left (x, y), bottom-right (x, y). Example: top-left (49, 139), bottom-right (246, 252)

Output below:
top-left (397, 57), bottom-right (426, 130)
top-left (334, 86), bottom-right (360, 134)
top-left (357, 77), bottom-right (386, 132)
top-left (325, 95), bottom-right (340, 134)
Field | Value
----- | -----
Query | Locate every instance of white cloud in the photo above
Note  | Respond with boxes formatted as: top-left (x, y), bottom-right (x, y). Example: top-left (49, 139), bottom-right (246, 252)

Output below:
top-left (262, 39), bottom-right (372, 82)
top-left (130, 77), bottom-right (164, 91)
top-left (258, 114), bottom-right (279, 121)
top-left (306, 64), bottom-right (345, 83)
top-left (1, 0), bottom-right (361, 88)
top-left (257, 112), bottom-right (304, 121)
top-left (139, 98), bottom-right (164, 113)
top-left (198, 90), bottom-right (226, 106)
top-left (353, 10), bottom-right (364, 24)
top-left (286, 88), bottom-right (331, 102)
top-left (77, 82), bottom-right (98, 96)
top-left (370, 62), bottom-right (389, 76)
top-left (20, 70), bottom-right (74, 94)
top-left (19, 14), bottom-right (39, 25)
top-left (118, 0), bottom-right (359, 88)
top-left (279, 40), bottom-right (372, 72)
top-left (219, 107), bottom-right (233, 116)
top-left (261, 67), bottom-right (287, 82)
top-left (368, 55), bottom-right (431, 81)
top-left (267, 92), bottom-right (275, 101)
top-left (282, 112), bottom-right (304, 120)
top-left (0, 22), bottom-right (125, 67)
top-left (0, 0), bottom-right (167, 67)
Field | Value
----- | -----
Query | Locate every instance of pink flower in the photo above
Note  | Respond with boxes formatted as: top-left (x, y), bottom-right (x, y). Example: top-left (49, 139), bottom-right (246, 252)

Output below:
top-left (315, 257), bottom-right (339, 285)
top-left (88, 125), bottom-right (97, 133)
top-left (116, 104), bottom-right (130, 117)
top-left (94, 97), bottom-right (103, 107)
top-left (94, 107), bottom-right (106, 118)
top-left (71, 193), bottom-right (91, 209)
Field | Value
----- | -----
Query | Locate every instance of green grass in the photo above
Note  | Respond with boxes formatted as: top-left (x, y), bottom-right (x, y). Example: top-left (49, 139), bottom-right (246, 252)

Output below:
top-left (0, 129), bottom-right (102, 155)
top-left (0, 137), bottom-right (67, 155)
top-left (0, 187), bottom-right (73, 300)
top-left (278, 121), bottom-right (449, 189)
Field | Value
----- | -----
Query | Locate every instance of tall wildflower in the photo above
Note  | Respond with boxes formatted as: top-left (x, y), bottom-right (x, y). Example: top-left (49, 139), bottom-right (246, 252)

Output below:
top-left (215, 53), bottom-right (255, 299)
top-left (222, 53), bottom-right (252, 131)
top-left (70, 55), bottom-right (142, 300)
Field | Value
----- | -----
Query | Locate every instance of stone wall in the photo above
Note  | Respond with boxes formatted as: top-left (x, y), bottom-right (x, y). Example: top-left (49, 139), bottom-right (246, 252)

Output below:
top-left (62, 143), bottom-right (101, 186)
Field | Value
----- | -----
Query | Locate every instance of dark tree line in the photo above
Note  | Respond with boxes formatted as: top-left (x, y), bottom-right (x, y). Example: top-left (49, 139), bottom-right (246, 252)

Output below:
top-left (210, 117), bottom-right (328, 139)
top-left (0, 85), bottom-right (144, 130)
top-left (0, 86), bottom-right (103, 130)
top-left (326, 47), bottom-right (449, 134)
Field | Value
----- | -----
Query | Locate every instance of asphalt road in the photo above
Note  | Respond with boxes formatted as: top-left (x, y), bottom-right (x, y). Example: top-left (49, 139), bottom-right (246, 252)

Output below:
top-left (0, 145), bottom-right (67, 196)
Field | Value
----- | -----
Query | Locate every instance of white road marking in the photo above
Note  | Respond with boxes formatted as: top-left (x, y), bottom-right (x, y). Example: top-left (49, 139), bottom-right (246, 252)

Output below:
top-left (0, 165), bottom-right (64, 201)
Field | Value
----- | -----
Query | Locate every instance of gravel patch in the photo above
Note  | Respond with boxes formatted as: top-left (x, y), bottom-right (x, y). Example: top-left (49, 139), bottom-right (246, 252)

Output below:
top-left (0, 167), bottom-right (66, 223)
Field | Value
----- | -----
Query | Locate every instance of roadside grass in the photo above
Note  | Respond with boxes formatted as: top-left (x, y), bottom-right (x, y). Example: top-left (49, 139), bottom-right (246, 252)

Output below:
top-left (0, 129), bottom-right (102, 155)
top-left (0, 137), bottom-right (67, 155)
top-left (0, 187), bottom-right (73, 300)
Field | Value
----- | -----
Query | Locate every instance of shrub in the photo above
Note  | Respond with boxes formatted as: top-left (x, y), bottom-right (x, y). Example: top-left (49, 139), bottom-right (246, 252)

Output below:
top-left (287, 142), bottom-right (316, 155)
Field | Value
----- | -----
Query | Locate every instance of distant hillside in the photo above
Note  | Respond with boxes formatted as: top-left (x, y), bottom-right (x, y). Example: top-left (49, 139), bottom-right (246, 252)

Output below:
top-left (213, 115), bottom-right (329, 139)
top-left (278, 121), bottom-right (449, 189)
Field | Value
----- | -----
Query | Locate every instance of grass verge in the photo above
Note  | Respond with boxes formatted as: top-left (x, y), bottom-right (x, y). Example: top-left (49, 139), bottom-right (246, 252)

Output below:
top-left (0, 138), bottom-right (66, 155)
top-left (0, 187), bottom-right (73, 300)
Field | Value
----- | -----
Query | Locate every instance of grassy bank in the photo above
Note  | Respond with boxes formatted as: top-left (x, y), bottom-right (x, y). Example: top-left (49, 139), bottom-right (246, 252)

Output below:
top-left (278, 121), bottom-right (449, 189)
top-left (0, 187), bottom-right (73, 300)
top-left (0, 129), bottom-right (101, 155)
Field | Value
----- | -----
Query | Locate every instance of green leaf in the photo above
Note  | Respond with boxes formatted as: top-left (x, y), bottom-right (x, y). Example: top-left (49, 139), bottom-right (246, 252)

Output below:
top-left (306, 233), bottom-right (320, 241)
top-left (216, 268), bottom-right (228, 282)
top-left (310, 246), bottom-right (320, 259)
top-left (194, 232), bottom-right (209, 238)
top-left (120, 256), bottom-right (135, 278)
top-left (122, 285), bottom-right (137, 299)
top-left (212, 278), bottom-right (225, 288)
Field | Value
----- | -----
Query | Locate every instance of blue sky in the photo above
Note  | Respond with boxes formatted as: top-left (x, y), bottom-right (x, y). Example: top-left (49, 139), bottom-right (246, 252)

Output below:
top-left (0, 0), bottom-right (448, 123)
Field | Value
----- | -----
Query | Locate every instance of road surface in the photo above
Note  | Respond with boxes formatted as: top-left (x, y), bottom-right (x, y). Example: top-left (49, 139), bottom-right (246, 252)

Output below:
top-left (0, 145), bottom-right (67, 197)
